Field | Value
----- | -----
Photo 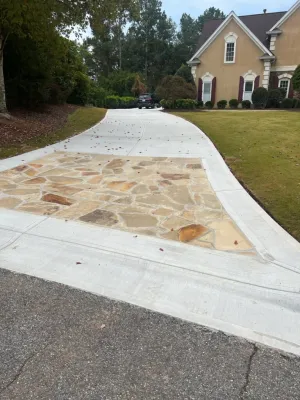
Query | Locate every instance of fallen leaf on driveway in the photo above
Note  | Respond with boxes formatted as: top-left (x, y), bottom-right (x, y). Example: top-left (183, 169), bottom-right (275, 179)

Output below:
top-left (101, 324), bottom-right (106, 329)
top-left (76, 262), bottom-right (82, 265)
top-left (159, 248), bottom-right (164, 252)
top-left (234, 240), bottom-right (238, 245)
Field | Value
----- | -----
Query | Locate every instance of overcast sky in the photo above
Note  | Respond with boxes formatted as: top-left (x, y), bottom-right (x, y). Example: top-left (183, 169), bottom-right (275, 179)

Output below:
top-left (162, 0), bottom-right (294, 23)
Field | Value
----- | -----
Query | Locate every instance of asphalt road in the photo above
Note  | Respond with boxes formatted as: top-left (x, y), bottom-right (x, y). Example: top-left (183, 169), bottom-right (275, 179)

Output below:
top-left (0, 268), bottom-right (300, 400)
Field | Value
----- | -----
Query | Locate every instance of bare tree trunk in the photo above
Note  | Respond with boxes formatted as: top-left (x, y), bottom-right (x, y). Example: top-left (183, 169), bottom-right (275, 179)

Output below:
top-left (0, 35), bottom-right (8, 115)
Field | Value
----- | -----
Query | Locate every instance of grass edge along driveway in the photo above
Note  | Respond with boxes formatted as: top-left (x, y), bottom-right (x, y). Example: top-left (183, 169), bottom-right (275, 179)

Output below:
top-left (0, 107), bottom-right (107, 160)
top-left (172, 110), bottom-right (300, 242)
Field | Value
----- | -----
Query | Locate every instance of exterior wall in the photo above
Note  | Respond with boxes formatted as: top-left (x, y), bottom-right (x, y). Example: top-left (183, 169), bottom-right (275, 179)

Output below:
top-left (194, 19), bottom-right (264, 102)
top-left (275, 6), bottom-right (300, 66)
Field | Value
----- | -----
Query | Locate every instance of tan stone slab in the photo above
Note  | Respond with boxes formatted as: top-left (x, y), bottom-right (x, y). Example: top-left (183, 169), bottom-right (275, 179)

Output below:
top-left (120, 213), bottom-right (158, 228)
top-left (23, 177), bottom-right (46, 185)
top-left (38, 168), bottom-right (70, 177)
top-left (194, 209), bottom-right (224, 223)
top-left (24, 168), bottom-right (38, 177)
top-left (5, 188), bottom-right (40, 196)
top-left (162, 216), bottom-right (190, 230)
top-left (160, 230), bottom-right (179, 241)
top-left (202, 194), bottom-right (223, 210)
top-left (0, 180), bottom-right (16, 190)
top-left (28, 163), bottom-right (43, 169)
top-left (131, 185), bottom-right (149, 195)
top-left (18, 202), bottom-right (60, 215)
top-left (165, 186), bottom-right (193, 205)
top-left (107, 181), bottom-right (137, 192)
top-left (0, 197), bottom-right (22, 209)
top-left (43, 184), bottom-right (83, 196)
top-left (42, 193), bottom-right (73, 206)
top-left (208, 220), bottom-right (253, 251)
top-left (136, 194), bottom-right (183, 211)
top-left (80, 209), bottom-right (118, 226)
top-left (88, 176), bottom-right (103, 184)
top-left (106, 159), bottom-right (127, 169)
top-left (48, 176), bottom-right (83, 185)
top-left (186, 163), bottom-right (202, 169)
top-left (55, 201), bottom-right (100, 219)
top-left (152, 208), bottom-right (173, 217)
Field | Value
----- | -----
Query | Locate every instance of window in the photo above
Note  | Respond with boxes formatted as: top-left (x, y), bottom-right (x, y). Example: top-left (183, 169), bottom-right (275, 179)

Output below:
top-left (226, 43), bottom-right (235, 62)
top-left (245, 81), bottom-right (254, 92)
top-left (279, 79), bottom-right (290, 98)
top-left (224, 32), bottom-right (237, 64)
top-left (201, 72), bottom-right (214, 103)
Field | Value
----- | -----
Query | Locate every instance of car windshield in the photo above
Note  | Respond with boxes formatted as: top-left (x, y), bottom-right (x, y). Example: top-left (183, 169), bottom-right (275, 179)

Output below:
top-left (139, 94), bottom-right (151, 100)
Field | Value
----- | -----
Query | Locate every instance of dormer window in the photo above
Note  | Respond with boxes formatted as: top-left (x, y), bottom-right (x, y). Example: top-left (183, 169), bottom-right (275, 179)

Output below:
top-left (224, 33), bottom-right (238, 63)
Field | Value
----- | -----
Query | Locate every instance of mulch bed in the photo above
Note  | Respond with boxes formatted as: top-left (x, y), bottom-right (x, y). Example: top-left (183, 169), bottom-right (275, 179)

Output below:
top-left (0, 104), bottom-right (78, 147)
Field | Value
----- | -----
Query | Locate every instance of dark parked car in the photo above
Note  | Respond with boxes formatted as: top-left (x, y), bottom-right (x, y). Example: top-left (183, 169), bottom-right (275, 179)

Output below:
top-left (137, 93), bottom-right (155, 109)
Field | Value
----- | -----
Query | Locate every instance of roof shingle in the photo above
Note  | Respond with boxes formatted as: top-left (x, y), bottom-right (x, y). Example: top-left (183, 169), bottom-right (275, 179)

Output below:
top-left (195, 11), bottom-right (286, 54)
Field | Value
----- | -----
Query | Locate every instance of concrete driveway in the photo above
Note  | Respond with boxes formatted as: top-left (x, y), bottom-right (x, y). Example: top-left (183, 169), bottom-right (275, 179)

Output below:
top-left (0, 108), bottom-right (300, 356)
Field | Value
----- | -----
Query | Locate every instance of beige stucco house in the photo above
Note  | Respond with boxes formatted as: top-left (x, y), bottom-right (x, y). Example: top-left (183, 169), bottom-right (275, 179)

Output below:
top-left (187, 0), bottom-right (300, 104)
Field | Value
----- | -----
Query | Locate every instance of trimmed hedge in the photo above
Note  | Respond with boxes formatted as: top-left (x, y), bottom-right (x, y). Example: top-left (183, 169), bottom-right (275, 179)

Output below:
top-left (267, 88), bottom-right (284, 108)
top-left (229, 99), bottom-right (239, 109)
top-left (281, 98), bottom-right (294, 109)
top-left (217, 100), bottom-right (227, 109)
top-left (205, 101), bottom-right (214, 109)
top-left (160, 98), bottom-right (197, 109)
top-left (196, 100), bottom-right (203, 108)
top-left (241, 100), bottom-right (251, 109)
top-left (252, 87), bottom-right (268, 109)
top-left (105, 95), bottom-right (137, 109)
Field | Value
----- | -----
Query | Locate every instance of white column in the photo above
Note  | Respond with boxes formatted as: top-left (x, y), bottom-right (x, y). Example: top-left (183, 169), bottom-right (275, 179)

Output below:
top-left (191, 66), bottom-right (197, 82)
top-left (262, 61), bottom-right (271, 89)
top-left (269, 36), bottom-right (277, 51)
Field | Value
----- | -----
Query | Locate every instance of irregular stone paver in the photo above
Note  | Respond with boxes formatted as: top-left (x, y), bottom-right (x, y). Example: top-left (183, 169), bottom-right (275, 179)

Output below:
top-left (0, 152), bottom-right (254, 253)
top-left (179, 224), bottom-right (209, 243)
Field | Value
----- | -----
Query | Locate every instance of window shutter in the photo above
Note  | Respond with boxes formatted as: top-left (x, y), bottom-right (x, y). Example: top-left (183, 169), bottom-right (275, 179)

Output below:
top-left (211, 77), bottom-right (216, 105)
top-left (238, 76), bottom-right (244, 102)
top-left (269, 73), bottom-right (279, 89)
top-left (198, 78), bottom-right (203, 101)
top-left (288, 80), bottom-right (294, 98)
top-left (254, 76), bottom-right (260, 89)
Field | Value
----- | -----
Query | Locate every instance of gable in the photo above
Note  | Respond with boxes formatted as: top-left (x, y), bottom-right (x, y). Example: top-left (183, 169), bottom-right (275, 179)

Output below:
top-left (189, 12), bottom-right (272, 63)
top-left (269, 0), bottom-right (300, 30)
top-left (198, 19), bottom-right (265, 66)
top-left (274, 6), bottom-right (300, 66)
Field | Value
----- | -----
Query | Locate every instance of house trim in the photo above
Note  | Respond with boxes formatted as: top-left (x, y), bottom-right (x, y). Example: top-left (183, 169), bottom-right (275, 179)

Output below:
top-left (269, 0), bottom-right (300, 31)
top-left (270, 65), bottom-right (297, 72)
top-left (188, 11), bottom-right (273, 63)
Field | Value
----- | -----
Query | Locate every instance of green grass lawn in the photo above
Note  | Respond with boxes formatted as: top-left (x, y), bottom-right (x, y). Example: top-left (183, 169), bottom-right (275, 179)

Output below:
top-left (0, 107), bottom-right (107, 159)
top-left (172, 110), bottom-right (300, 241)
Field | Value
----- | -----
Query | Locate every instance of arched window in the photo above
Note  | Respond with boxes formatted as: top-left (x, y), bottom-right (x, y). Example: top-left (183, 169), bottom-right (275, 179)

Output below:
top-left (202, 73), bottom-right (214, 103)
top-left (224, 33), bottom-right (238, 63)
top-left (243, 70), bottom-right (257, 101)
top-left (278, 73), bottom-right (292, 98)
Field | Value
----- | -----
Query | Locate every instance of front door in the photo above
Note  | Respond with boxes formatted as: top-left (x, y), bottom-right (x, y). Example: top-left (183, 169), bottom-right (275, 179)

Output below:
top-left (203, 82), bottom-right (212, 103)
top-left (243, 81), bottom-right (254, 102)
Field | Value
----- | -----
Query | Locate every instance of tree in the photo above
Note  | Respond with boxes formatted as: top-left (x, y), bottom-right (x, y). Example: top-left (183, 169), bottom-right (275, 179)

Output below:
top-left (122, 0), bottom-right (176, 89)
top-left (292, 65), bottom-right (300, 99)
top-left (155, 75), bottom-right (196, 101)
top-left (175, 64), bottom-right (195, 84)
top-left (0, 0), bottom-right (139, 115)
top-left (131, 74), bottom-right (146, 96)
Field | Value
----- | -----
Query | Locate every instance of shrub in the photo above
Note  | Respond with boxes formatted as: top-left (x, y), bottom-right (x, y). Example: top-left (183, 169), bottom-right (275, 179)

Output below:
top-left (119, 96), bottom-right (137, 109)
top-left (175, 64), bottom-right (195, 85)
top-left (281, 98), bottom-right (294, 109)
top-left (293, 99), bottom-right (300, 108)
top-left (88, 85), bottom-right (108, 107)
top-left (217, 100), bottom-right (227, 109)
top-left (291, 65), bottom-right (300, 92)
top-left (278, 87), bottom-right (287, 99)
top-left (175, 99), bottom-right (196, 109)
top-left (205, 101), bottom-right (214, 109)
top-left (105, 95), bottom-right (120, 109)
top-left (67, 71), bottom-right (91, 105)
top-left (155, 75), bottom-right (196, 101)
top-left (252, 87), bottom-right (268, 109)
top-left (267, 88), bottom-right (284, 108)
top-left (196, 100), bottom-right (203, 108)
top-left (229, 99), bottom-right (239, 109)
top-left (160, 99), bottom-right (174, 109)
top-left (131, 74), bottom-right (147, 97)
top-left (241, 100), bottom-right (251, 109)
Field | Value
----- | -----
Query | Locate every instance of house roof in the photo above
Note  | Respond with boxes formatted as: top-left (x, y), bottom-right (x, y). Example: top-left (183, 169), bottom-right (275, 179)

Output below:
top-left (196, 11), bottom-right (286, 51)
